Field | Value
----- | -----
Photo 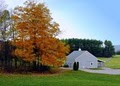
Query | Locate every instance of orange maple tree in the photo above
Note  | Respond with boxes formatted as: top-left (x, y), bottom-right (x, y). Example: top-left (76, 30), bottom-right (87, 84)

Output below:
top-left (12, 0), bottom-right (69, 67)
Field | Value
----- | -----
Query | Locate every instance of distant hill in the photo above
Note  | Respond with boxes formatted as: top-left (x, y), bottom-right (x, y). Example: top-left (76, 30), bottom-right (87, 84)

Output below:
top-left (114, 45), bottom-right (120, 52)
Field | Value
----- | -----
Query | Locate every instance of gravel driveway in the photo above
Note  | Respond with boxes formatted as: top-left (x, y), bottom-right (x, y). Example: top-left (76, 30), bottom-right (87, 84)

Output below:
top-left (80, 67), bottom-right (120, 75)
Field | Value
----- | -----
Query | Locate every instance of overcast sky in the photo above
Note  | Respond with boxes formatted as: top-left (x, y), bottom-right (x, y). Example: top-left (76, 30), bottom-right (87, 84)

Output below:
top-left (5, 0), bottom-right (120, 45)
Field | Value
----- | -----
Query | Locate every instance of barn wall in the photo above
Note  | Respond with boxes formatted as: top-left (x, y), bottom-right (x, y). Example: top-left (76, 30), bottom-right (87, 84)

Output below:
top-left (75, 51), bottom-right (98, 68)
top-left (65, 60), bottom-right (74, 68)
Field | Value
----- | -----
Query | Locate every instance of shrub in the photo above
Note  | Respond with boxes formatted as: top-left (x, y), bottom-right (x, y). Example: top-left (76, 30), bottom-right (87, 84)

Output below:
top-left (73, 62), bottom-right (79, 71)
top-left (73, 62), bottom-right (77, 71)
top-left (63, 64), bottom-right (69, 68)
top-left (77, 62), bottom-right (79, 69)
top-left (39, 65), bottom-right (51, 72)
top-left (73, 62), bottom-right (76, 70)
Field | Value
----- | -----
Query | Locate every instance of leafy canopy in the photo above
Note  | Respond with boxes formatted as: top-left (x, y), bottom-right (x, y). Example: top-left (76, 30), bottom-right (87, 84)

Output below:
top-left (12, 0), bottom-right (69, 67)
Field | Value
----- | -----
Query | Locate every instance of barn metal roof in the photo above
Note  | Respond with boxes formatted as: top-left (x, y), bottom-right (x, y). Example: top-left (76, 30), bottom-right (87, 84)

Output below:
top-left (66, 51), bottom-right (86, 62)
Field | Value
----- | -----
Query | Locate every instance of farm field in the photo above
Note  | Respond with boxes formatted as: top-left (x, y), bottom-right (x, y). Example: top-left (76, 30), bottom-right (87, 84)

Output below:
top-left (105, 55), bottom-right (120, 69)
top-left (98, 55), bottom-right (120, 69)
top-left (0, 70), bottom-right (120, 86)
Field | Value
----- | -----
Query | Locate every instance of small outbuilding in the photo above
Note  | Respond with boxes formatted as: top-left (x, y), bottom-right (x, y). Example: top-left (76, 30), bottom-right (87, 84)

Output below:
top-left (65, 50), bottom-right (98, 69)
top-left (97, 59), bottom-right (105, 68)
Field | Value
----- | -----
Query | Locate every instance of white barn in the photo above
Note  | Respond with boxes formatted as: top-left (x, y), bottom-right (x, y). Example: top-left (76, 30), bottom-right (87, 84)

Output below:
top-left (65, 51), bottom-right (98, 69)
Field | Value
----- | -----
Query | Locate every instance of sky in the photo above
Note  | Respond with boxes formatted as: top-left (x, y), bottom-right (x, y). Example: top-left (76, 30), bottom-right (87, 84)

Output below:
top-left (5, 0), bottom-right (120, 45)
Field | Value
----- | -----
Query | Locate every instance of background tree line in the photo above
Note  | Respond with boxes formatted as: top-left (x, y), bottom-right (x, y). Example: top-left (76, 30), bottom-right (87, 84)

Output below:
top-left (61, 38), bottom-right (115, 57)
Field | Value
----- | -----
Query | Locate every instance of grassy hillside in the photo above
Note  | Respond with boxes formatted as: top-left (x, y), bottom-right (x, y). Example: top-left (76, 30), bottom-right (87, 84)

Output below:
top-left (0, 70), bottom-right (120, 86)
top-left (105, 55), bottom-right (120, 69)
top-left (98, 55), bottom-right (120, 69)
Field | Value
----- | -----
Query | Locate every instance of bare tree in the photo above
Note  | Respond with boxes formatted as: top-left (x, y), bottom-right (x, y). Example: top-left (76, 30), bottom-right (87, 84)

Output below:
top-left (0, 0), bottom-right (8, 21)
top-left (0, 0), bottom-right (7, 11)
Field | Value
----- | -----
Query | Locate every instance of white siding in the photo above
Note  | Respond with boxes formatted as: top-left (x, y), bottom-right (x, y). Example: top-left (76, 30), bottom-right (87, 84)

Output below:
top-left (65, 51), bottom-right (84, 68)
top-left (75, 51), bottom-right (98, 68)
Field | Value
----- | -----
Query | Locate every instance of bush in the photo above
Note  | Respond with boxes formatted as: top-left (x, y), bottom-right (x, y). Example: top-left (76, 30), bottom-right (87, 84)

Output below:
top-left (39, 65), bottom-right (51, 72)
top-left (73, 62), bottom-right (79, 71)
top-left (73, 62), bottom-right (76, 70)
top-left (77, 62), bottom-right (79, 69)
top-left (63, 64), bottom-right (69, 68)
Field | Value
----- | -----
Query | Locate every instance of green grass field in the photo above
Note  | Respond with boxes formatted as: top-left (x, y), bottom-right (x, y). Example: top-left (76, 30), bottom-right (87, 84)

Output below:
top-left (0, 55), bottom-right (120, 86)
top-left (98, 55), bottom-right (120, 69)
top-left (98, 57), bottom-right (110, 61)
top-left (0, 70), bottom-right (120, 86)
top-left (105, 55), bottom-right (120, 69)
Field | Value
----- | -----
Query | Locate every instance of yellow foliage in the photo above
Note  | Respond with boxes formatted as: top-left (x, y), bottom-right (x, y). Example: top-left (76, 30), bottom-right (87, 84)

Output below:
top-left (12, 0), bottom-right (69, 67)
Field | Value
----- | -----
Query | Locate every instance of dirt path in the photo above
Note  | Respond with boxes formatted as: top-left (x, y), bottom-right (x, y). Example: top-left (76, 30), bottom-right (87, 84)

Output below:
top-left (61, 67), bottom-right (120, 75)
top-left (80, 67), bottom-right (120, 75)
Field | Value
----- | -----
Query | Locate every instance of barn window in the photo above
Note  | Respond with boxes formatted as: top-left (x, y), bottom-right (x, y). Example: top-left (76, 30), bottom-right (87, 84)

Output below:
top-left (91, 63), bottom-right (93, 65)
